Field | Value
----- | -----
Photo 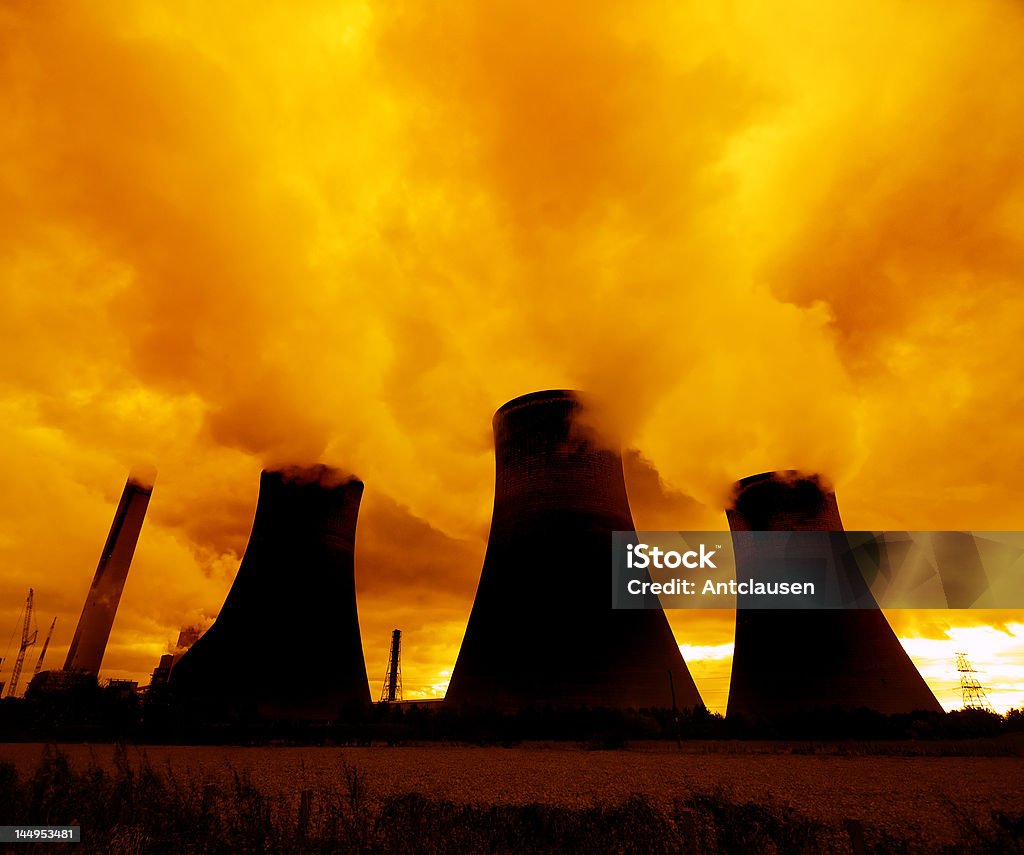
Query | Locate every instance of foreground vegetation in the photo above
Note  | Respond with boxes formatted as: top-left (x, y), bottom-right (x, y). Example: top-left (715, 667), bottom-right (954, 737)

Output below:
top-left (1, 746), bottom-right (1022, 854)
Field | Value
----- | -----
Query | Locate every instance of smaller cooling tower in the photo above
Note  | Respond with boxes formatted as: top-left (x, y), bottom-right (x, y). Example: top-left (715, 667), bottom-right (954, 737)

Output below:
top-left (170, 466), bottom-right (370, 718)
top-left (65, 472), bottom-right (154, 675)
top-left (725, 471), bottom-right (942, 719)
top-left (446, 390), bottom-right (702, 711)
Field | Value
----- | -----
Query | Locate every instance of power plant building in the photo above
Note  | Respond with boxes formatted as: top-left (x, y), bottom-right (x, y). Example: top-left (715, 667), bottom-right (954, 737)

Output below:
top-left (65, 473), bottom-right (154, 675)
top-left (446, 390), bottom-right (703, 711)
top-left (725, 471), bottom-right (942, 719)
top-left (169, 466), bottom-right (371, 718)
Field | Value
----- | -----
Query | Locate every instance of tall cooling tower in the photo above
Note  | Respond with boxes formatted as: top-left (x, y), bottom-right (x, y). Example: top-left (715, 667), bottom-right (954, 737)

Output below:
top-left (725, 471), bottom-right (941, 718)
top-left (65, 472), bottom-right (154, 675)
top-left (170, 466), bottom-right (370, 718)
top-left (446, 390), bottom-right (702, 711)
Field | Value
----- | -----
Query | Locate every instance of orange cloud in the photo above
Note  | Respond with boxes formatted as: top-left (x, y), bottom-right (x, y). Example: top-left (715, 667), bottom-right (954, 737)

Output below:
top-left (0, 1), bottom-right (1022, 707)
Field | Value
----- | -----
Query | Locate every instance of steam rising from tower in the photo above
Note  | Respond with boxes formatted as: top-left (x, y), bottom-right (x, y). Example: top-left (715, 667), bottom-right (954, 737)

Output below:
top-left (170, 465), bottom-right (371, 718)
top-left (725, 471), bottom-right (942, 718)
top-left (65, 472), bottom-right (154, 675)
top-left (446, 390), bottom-right (702, 710)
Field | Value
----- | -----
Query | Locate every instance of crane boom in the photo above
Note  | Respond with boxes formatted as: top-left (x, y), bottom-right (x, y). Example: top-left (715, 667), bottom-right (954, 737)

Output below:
top-left (33, 617), bottom-right (56, 678)
top-left (5, 589), bottom-right (38, 698)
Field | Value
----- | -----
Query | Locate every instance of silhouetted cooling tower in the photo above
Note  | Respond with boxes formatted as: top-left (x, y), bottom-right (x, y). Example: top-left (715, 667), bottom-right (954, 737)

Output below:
top-left (170, 466), bottom-right (370, 718)
top-left (65, 472), bottom-right (154, 675)
top-left (726, 471), bottom-right (942, 718)
top-left (446, 390), bottom-right (702, 711)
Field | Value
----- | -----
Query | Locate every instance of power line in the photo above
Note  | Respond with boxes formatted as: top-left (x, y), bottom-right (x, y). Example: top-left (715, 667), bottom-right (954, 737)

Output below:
top-left (955, 652), bottom-right (994, 712)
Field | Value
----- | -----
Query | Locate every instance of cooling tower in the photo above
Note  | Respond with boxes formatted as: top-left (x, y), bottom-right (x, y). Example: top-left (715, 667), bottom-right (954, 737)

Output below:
top-left (170, 466), bottom-right (370, 718)
top-left (725, 471), bottom-right (942, 719)
top-left (446, 390), bottom-right (702, 711)
top-left (65, 472), bottom-right (154, 675)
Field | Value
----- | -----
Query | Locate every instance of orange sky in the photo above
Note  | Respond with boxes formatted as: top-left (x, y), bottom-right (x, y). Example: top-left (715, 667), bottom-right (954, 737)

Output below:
top-left (1, 1), bottom-right (1023, 713)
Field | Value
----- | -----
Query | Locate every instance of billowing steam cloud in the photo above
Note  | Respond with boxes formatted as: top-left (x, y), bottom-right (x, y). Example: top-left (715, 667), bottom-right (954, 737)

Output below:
top-left (1, 0), bottom-right (1022, 708)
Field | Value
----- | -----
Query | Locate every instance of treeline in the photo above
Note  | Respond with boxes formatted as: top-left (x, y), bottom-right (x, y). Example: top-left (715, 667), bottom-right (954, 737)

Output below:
top-left (1, 683), bottom-right (1023, 745)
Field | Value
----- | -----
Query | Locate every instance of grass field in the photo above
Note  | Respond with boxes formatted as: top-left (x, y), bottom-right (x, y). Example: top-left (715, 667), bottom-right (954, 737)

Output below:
top-left (1, 741), bottom-right (1022, 853)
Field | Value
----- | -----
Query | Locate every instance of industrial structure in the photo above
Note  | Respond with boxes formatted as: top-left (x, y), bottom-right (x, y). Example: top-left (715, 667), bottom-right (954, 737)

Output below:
top-left (65, 473), bottom-right (154, 675)
top-left (175, 626), bottom-right (203, 651)
top-left (956, 652), bottom-right (994, 712)
top-left (148, 654), bottom-right (175, 689)
top-left (33, 617), bottom-right (56, 678)
top-left (379, 629), bottom-right (403, 703)
top-left (446, 390), bottom-right (703, 711)
top-left (725, 471), bottom-right (942, 719)
top-left (170, 466), bottom-right (372, 718)
top-left (3, 589), bottom-right (38, 698)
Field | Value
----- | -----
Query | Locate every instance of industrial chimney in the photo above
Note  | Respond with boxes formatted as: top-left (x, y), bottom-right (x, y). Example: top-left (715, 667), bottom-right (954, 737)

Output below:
top-left (446, 390), bottom-right (702, 711)
top-left (170, 465), bottom-right (371, 718)
top-left (725, 471), bottom-right (942, 718)
top-left (65, 472), bottom-right (154, 675)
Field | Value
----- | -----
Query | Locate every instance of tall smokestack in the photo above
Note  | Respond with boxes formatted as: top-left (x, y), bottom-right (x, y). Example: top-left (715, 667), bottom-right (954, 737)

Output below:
top-left (170, 465), bottom-right (370, 718)
top-left (65, 471), bottom-right (154, 675)
top-left (446, 390), bottom-right (702, 711)
top-left (725, 471), bottom-right (942, 718)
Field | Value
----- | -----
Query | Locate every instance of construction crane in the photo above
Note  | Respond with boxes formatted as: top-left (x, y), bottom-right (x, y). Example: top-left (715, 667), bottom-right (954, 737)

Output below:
top-left (33, 617), bottom-right (56, 678)
top-left (379, 629), bottom-right (403, 703)
top-left (5, 589), bottom-right (38, 699)
top-left (956, 652), bottom-right (995, 712)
